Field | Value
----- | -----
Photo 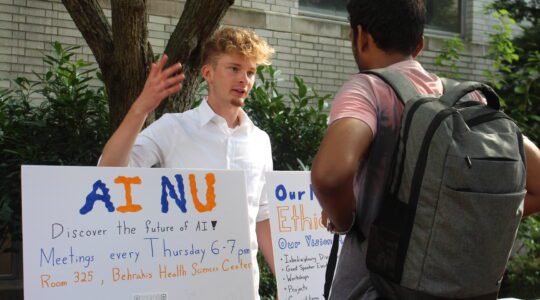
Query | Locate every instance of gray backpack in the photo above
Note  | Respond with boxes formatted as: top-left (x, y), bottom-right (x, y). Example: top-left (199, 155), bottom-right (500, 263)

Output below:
top-left (364, 69), bottom-right (527, 299)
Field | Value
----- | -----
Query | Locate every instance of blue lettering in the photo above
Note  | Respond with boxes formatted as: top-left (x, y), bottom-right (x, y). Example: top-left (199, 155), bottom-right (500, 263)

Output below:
top-left (145, 237), bottom-right (158, 258)
top-left (160, 175), bottom-right (187, 213)
top-left (79, 180), bottom-right (115, 215)
top-left (275, 184), bottom-right (286, 201)
top-left (40, 247), bottom-right (54, 267)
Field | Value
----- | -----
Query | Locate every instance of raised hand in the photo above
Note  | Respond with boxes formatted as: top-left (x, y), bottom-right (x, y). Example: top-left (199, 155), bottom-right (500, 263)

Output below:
top-left (133, 54), bottom-right (185, 115)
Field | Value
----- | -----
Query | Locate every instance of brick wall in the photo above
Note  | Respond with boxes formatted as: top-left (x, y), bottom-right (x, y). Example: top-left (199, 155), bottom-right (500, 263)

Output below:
top-left (0, 0), bottom-right (508, 98)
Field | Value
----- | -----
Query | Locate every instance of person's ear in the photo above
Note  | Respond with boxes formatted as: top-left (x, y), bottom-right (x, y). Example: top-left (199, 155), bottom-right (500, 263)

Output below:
top-left (201, 64), bottom-right (213, 84)
top-left (357, 25), bottom-right (371, 52)
top-left (412, 36), bottom-right (424, 58)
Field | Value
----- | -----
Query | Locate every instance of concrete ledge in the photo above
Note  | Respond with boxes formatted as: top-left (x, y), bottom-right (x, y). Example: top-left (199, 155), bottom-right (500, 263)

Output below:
top-left (223, 8), bottom-right (266, 28)
top-left (291, 15), bottom-right (340, 37)
top-left (424, 35), bottom-right (488, 55)
top-left (147, 0), bottom-right (184, 17)
top-left (265, 12), bottom-right (291, 32)
top-left (116, 1), bottom-right (351, 40)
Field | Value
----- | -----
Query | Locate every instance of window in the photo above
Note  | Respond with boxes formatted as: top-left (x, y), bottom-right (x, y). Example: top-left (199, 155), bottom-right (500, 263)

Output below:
top-left (426, 0), bottom-right (462, 33)
top-left (299, 0), bottom-right (348, 18)
top-left (299, 0), bottom-right (463, 34)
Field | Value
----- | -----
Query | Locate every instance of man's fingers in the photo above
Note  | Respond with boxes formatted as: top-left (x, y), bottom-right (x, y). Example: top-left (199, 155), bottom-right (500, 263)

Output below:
top-left (162, 83), bottom-right (183, 97)
top-left (163, 73), bottom-right (185, 89)
top-left (148, 63), bottom-right (157, 78)
top-left (156, 54), bottom-right (168, 73)
top-left (160, 63), bottom-right (183, 80)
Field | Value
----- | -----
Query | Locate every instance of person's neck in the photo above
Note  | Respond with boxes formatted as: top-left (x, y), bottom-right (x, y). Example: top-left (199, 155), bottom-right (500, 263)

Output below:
top-left (206, 97), bottom-right (241, 128)
top-left (366, 51), bottom-right (412, 70)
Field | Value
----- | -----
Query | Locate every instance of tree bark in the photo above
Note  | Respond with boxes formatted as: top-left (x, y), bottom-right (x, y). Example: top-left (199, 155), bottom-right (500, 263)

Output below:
top-left (157, 0), bottom-right (235, 116)
top-left (109, 0), bottom-right (154, 131)
top-left (62, 0), bottom-right (234, 132)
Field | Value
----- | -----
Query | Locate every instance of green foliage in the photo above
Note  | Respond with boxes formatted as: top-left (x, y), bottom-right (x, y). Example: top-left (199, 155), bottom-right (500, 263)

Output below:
top-left (500, 216), bottom-right (540, 298)
top-left (484, 9), bottom-right (520, 91)
top-left (483, 7), bottom-right (540, 142)
top-left (490, 0), bottom-right (540, 25)
top-left (500, 50), bottom-right (540, 142)
top-left (258, 252), bottom-right (277, 300)
top-left (244, 65), bottom-right (330, 171)
top-left (490, 1), bottom-right (540, 68)
top-left (0, 42), bottom-right (109, 249)
top-left (434, 35), bottom-right (465, 79)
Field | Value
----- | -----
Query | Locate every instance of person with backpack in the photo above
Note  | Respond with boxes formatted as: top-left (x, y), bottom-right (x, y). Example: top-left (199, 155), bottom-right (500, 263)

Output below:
top-left (310, 0), bottom-right (540, 299)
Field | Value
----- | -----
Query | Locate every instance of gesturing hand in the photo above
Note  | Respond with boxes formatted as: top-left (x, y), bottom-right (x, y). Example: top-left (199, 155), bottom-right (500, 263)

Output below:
top-left (133, 54), bottom-right (185, 115)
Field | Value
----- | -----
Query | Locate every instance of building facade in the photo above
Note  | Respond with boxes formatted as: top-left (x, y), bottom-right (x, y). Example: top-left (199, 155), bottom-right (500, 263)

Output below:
top-left (1, 0), bottom-right (506, 97)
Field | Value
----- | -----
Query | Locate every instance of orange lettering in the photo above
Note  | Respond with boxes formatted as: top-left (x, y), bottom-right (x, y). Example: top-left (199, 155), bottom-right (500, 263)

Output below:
top-left (115, 176), bottom-right (142, 213)
top-left (112, 267), bottom-right (120, 282)
top-left (190, 173), bottom-right (216, 212)
top-left (41, 273), bottom-right (51, 288)
top-left (277, 206), bottom-right (291, 232)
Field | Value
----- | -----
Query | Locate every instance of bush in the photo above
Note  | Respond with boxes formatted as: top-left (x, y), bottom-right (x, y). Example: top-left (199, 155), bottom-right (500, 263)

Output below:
top-left (500, 217), bottom-right (540, 298)
top-left (433, 35), bottom-right (464, 80)
top-left (0, 42), bottom-right (109, 250)
top-left (245, 65), bottom-right (330, 171)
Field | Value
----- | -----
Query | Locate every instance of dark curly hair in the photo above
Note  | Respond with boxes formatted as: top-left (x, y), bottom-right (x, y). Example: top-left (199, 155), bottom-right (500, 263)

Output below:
top-left (347, 0), bottom-right (426, 55)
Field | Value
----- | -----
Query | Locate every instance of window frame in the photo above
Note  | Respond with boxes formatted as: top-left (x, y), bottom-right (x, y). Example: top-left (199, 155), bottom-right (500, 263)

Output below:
top-left (297, 0), bottom-right (466, 37)
top-left (297, 0), bottom-right (348, 22)
top-left (425, 0), bottom-right (465, 37)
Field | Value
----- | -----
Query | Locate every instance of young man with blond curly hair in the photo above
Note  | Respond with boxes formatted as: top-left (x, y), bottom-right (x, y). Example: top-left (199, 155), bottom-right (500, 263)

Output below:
top-left (99, 27), bottom-right (276, 298)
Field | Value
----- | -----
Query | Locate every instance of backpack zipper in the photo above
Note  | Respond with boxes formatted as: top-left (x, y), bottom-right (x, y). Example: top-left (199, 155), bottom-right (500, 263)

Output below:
top-left (466, 111), bottom-right (513, 128)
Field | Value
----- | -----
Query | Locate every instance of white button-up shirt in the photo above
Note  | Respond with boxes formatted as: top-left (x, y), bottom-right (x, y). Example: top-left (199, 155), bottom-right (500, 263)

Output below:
top-left (129, 100), bottom-right (272, 297)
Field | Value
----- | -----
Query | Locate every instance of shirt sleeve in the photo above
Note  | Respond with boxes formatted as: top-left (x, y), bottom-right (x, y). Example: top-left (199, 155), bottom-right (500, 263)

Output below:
top-left (329, 75), bottom-right (379, 137)
top-left (129, 114), bottom-right (174, 167)
top-left (256, 133), bottom-right (273, 222)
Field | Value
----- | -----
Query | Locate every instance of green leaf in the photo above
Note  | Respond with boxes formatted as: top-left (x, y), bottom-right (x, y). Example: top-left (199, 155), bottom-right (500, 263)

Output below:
top-left (297, 80), bottom-right (307, 99)
top-left (514, 85), bottom-right (527, 94)
top-left (530, 115), bottom-right (540, 122)
top-left (0, 41), bottom-right (110, 251)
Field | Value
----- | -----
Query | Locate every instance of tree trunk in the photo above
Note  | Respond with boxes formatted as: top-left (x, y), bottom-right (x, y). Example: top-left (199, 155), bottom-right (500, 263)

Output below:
top-left (109, 0), bottom-right (154, 131)
top-left (61, 0), bottom-right (235, 132)
top-left (157, 0), bottom-right (235, 117)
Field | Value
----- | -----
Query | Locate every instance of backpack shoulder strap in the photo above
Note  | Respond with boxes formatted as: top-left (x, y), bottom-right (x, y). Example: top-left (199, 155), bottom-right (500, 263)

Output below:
top-left (361, 68), bottom-right (421, 104)
top-left (323, 234), bottom-right (341, 300)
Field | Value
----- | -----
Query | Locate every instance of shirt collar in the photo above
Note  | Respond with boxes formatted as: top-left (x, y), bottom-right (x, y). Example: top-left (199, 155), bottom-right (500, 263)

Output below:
top-left (197, 99), bottom-right (255, 131)
top-left (387, 57), bottom-right (420, 69)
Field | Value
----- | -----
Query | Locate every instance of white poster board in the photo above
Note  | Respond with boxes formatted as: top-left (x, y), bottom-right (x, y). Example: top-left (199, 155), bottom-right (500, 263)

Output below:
top-left (21, 166), bottom-right (255, 300)
top-left (266, 171), bottom-right (342, 300)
